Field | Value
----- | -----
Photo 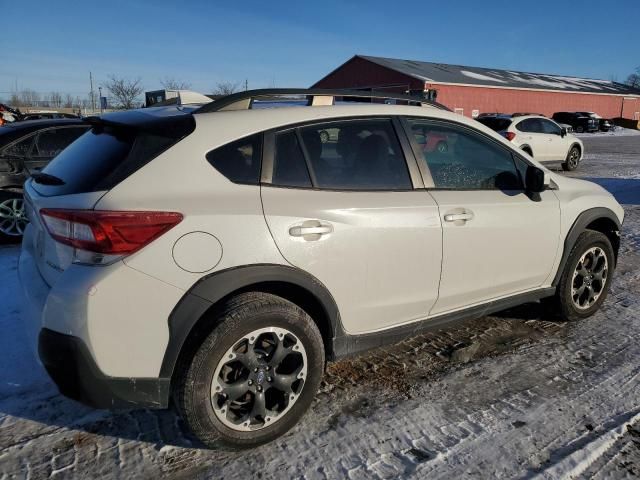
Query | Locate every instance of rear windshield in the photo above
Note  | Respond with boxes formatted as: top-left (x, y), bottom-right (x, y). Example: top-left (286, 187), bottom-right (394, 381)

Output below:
top-left (33, 127), bottom-right (179, 196)
top-left (476, 117), bottom-right (512, 132)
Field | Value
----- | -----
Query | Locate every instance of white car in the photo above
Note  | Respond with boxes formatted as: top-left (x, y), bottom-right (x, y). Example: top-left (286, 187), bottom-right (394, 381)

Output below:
top-left (19, 89), bottom-right (623, 449)
top-left (477, 114), bottom-right (584, 171)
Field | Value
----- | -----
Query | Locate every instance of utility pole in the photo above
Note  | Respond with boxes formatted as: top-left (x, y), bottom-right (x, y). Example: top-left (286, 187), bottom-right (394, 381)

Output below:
top-left (245, 78), bottom-right (248, 91)
top-left (89, 71), bottom-right (95, 113)
top-left (98, 86), bottom-right (103, 114)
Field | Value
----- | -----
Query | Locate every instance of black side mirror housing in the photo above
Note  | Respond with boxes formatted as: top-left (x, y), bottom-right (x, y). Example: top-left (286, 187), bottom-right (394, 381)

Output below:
top-left (560, 127), bottom-right (567, 137)
top-left (525, 165), bottom-right (546, 193)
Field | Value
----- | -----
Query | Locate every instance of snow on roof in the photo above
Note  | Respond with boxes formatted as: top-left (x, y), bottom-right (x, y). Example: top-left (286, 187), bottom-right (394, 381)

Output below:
top-left (357, 55), bottom-right (640, 95)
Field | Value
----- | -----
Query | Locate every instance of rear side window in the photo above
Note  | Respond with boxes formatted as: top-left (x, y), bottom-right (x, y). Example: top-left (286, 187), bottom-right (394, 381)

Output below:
top-left (206, 134), bottom-right (262, 185)
top-left (32, 127), bottom-right (88, 159)
top-left (272, 131), bottom-right (312, 187)
top-left (476, 117), bottom-right (512, 132)
top-left (270, 119), bottom-right (412, 191)
top-left (516, 118), bottom-right (543, 133)
top-left (34, 127), bottom-right (179, 197)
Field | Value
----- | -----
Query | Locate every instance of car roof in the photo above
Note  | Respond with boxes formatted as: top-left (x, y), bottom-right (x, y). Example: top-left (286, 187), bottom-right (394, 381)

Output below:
top-left (0, 118), bottom-right (88, 145)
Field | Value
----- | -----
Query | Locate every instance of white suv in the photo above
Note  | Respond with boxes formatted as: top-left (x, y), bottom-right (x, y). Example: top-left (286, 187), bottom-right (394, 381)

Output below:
top-left (477, 114), bottom-right (584, 171)
top-left (19, 89), bottom-right (623, 449)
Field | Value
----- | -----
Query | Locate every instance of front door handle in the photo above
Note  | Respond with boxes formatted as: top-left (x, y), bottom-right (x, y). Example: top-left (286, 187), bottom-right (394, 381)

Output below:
top-left (289, 220), bottom-right (333, 240)
top-left (444, 212), bottom-right (474, 223)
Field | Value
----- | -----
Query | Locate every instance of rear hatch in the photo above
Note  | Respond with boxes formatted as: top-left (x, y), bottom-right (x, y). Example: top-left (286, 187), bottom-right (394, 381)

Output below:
top-left (24, 107), bottom-right (195, 287)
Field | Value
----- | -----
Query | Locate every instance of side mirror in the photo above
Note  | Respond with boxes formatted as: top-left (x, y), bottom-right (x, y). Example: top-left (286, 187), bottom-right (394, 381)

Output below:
top-left (525, 165), bottom-right (548, 193)
top-left (560, 127), bottom-right (567, 137)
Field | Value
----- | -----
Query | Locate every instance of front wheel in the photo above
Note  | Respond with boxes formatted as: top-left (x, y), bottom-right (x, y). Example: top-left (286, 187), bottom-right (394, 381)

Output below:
top-left (551, 230), bottom-right (614, 321)
top-left (562, 146), bottom-right (580, 171)
top-left (175, 292), bottom-right (325, 449)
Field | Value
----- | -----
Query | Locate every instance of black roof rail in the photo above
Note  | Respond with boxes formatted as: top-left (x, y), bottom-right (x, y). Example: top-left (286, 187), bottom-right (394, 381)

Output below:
top-left (193, 88), bottom-right (450, 114)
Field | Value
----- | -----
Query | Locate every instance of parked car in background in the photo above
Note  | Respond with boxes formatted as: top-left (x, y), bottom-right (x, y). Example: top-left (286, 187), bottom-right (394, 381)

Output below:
top-left (477, 114), bottom-right (583, 170)
top-left (552, 112), bottom-right (598, 133)
top-left (21, 112), bottom-right (79, 121)
top-left (598, 118), bottom-right (614, 132)
top-left (0, 104), bottom-right (22, 125)
top-left (0, 118), bottom-right (88, 241)
top-left (19, 89), bottom-right (622, 449)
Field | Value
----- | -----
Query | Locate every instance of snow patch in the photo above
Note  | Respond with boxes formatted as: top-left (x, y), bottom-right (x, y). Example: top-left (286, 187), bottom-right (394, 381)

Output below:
top-left (460, 70), bottom-right (507, 83)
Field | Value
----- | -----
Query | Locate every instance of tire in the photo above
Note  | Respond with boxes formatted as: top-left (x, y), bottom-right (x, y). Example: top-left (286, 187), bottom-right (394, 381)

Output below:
top-left (562, 146), bottom-right (581, 171)
top-left (175, 292), bottom-right (325, 449)
top-left (0, 190), bottom-right (27, 243)
top-left (550, 230), bottom-right (614, 321)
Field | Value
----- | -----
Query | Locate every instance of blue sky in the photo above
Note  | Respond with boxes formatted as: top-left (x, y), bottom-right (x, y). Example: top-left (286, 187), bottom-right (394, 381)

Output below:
top-left (1, 0), bottom-right (639, 98)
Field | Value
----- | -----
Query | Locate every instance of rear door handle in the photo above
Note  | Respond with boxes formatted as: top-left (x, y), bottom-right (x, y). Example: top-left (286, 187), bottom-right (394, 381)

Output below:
top-left (444, 212), bottom-right (474, 222)
top-left (289, 220), bottom-right (333, 239)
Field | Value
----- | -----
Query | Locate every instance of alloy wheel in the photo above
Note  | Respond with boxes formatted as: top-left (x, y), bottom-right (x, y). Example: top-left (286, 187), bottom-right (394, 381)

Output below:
top-left (568, 148), bottom-right (580, 169)
top-left (0, 196), bottom-right (27, 237)
top-left (210, 326), bottom-right (308, 431)
top-left (572, 246), bottom-right (608, 310)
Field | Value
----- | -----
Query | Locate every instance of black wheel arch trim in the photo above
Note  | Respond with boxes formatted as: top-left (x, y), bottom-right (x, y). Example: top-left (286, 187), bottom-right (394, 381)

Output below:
top-left (160, 263), bottom-right (342, 380)
top-left (551, 207), bottom-right (621, 287)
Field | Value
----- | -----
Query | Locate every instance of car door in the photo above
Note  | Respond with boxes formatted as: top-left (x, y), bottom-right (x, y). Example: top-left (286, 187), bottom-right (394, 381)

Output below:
top-left (25, 126), bottom-right (88, 172)
top-left (515, 118), bottom-right (550, 161)
top-left (260, 117), bottom-right (443, 335)
top-left (404, 117), bottom-right (560, 315)
top-left (540, 118), bottom-right (568, 160)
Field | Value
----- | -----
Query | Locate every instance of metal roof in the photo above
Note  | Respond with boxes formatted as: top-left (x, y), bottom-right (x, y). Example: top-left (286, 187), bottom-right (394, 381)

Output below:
top-left (357, 55), bottom-right (640, 96)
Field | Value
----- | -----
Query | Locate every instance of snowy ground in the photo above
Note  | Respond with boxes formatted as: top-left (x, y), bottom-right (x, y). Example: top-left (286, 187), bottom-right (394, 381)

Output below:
top-left (0, 136), bottom-right (639, 479)
top-left (574, 127), bottom-right (640, 138)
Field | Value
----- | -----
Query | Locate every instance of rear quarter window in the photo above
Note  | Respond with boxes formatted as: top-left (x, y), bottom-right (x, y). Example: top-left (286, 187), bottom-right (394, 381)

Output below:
top-left (205, 134), bottom-right (262, 185)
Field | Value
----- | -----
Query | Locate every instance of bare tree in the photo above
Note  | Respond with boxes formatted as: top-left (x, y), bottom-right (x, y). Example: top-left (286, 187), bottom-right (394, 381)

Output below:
top-left (64, 94), bottom-right (74, 108)
top-left (49, 91), bottom-right (63, 108)
top-left (160, 77), bottom-right (191, 90)
top-left (211, 81), bottom-right (241, 96)
top-left (626, 67), bottom-right (640, 89)
top-left (104, 75), bottom-right (144, 109)
top-left (19, 89), bottom-right (40, 107)
top-left (9, 93), bottom-right (21, 107)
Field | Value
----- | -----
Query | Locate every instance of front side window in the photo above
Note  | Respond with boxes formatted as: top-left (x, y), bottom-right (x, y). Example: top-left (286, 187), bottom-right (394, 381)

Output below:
top-left (540, 119), bottom-right (561, 135)
top-left (270, 119), bottom-right (412, 191)
top-left (2, 133), bottom-right (36, 158)
top-left (407, 119), bottom-right (523, 190)
top-left (206, 134), bottom-right (262, 185)
top-left (33, 127), bottom-right (88, 159)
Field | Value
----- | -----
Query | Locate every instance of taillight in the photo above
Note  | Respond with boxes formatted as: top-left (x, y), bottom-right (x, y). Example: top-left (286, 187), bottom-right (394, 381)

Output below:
top-left (40, 209), bottom-right (183, 262)
top-left (504, 132), bottom-right (516, 141)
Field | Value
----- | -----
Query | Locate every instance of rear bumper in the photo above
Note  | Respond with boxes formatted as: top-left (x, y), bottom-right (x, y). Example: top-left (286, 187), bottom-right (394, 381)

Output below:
top-left (38, 328), bottom-right (169, 409)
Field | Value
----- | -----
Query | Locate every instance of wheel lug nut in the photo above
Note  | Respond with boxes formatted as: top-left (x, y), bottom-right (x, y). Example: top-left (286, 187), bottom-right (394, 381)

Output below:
top-left (257, 386), bottom-right (262, 392)
top-left (248, 380), bottom-right (253, 386)
top-left (267, 376), bottom-right (272, 382)
top-left (254, 367), bottom-right (258, 372)
top-left (265, 365), bottom-right (270, 371)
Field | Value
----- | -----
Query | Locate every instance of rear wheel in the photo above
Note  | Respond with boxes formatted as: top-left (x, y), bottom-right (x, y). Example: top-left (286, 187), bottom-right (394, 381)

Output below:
top-left (562, 146), bottom-right (580, 171)
top-left (0, 191), bottom-right (27, 243)
top-left (175, 292), bottom-right (325, 449)
top-left (550, 230), bottom-right (614, 321)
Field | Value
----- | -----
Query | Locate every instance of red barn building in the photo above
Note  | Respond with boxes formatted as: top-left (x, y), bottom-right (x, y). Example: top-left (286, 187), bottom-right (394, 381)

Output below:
top-left (313, 55), bottom-right (640, 121)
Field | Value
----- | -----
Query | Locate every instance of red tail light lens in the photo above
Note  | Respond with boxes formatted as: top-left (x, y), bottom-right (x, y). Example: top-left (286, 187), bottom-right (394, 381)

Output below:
top-left (504, 132), bottom-right (516, 141)
top-left (40, 209), bottom-right (183, 255)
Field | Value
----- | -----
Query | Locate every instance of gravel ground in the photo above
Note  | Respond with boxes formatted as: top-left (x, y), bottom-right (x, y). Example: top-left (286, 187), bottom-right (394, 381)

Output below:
top-left (0, 135), bottom-right (638, 479)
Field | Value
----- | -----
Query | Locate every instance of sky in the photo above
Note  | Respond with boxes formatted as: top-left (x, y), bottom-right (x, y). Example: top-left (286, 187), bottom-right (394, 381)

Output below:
top-left (1, 0), bottom-right (639, 99)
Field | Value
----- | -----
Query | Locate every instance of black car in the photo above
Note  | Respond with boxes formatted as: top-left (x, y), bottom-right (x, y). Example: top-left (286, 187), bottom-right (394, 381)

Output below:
top-left (599, 118), bottom-right (614, 132)
top-left (21, 112), bottom-right (80, 121)
top-left (551, 112), bottom-right (599, 133)
top-left (0, 119), bottom-right (88, 241)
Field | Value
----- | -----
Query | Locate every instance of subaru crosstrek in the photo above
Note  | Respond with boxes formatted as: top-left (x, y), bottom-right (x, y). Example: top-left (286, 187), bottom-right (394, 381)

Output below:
top-left (19, 89), bottom-right (624, 448)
